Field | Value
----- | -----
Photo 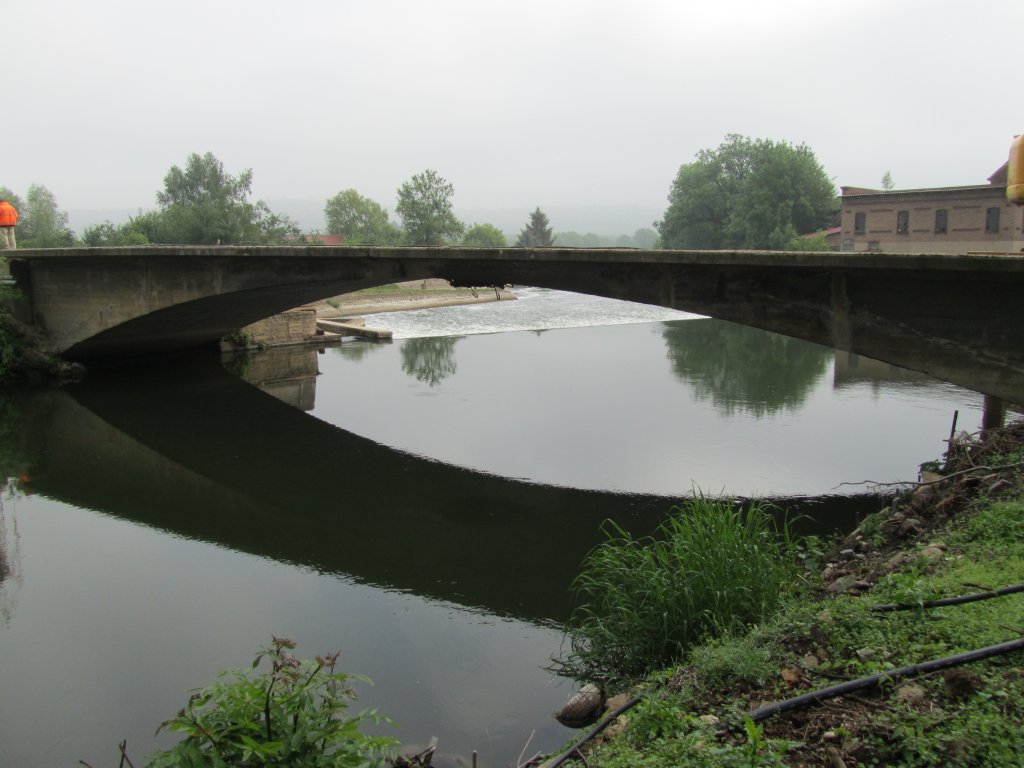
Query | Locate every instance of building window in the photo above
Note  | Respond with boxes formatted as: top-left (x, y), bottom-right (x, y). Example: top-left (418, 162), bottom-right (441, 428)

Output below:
top-left (868, 241), bottom-right (881, 252)
top-left (986, 207), bottom-right (1000, 233)
top-left (842, 238), bottom-right (854, 252)
top-left (935, 209), bottom-right (948, 234)
top-left (854, 212), bottom-right (866, 235)
top-left (896, 210), bottom-right (909, 235)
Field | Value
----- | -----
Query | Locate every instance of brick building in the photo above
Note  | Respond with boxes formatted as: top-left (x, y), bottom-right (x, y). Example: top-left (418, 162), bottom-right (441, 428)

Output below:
top-left (838, 163), bottom-right (1024, 254)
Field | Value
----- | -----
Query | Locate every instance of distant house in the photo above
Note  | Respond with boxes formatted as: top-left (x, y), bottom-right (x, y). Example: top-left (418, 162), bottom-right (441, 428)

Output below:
top-left (801, 226), bottom-right (842, 251)
top-left (839, 162), bottom-right (1024, 254)
top-left (305, 234), bottom-right (346, 246)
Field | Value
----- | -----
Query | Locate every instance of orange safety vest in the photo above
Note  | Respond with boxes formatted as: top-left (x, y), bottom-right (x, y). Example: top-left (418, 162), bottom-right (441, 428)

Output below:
top-left (0, 201), bottom-right (18, 227)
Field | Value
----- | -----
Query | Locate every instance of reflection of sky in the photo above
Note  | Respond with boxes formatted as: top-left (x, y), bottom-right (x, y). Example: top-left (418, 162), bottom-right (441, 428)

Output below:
top-left (0, 495), bottom-right (570, 768)
top-left (319, 321), bottom-right (985, 497)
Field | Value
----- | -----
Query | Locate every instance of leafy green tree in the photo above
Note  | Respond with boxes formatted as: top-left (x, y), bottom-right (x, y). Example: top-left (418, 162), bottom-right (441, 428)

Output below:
top-left (16, 184), bottom-right (75, 247)
top-left (462, 222), bottom-right (507, 247)
top-left (155, 152), bottom-right (300, 244)
top-left (80, 220), bottom-right (151, 246)
top-left (632, 227), bottom-right (658, 249)
top-left (515, 207), bottom-right (555, 247)
top-left (658, 134), bottom-right (836, 250)
top-left (324, 189), bottom-right (402, 245)
top-left (395, 169), bottom-right (464, 245)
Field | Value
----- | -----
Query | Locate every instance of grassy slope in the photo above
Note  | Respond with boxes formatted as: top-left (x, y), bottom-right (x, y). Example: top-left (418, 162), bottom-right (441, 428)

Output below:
top-left (561, 427), bottom-right (1024, 768)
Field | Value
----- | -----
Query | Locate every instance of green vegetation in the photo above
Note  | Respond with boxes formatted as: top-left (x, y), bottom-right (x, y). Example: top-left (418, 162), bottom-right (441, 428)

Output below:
top-left (462, 222), bottom-right (507, 247)
top-left (558, 428), bottom-right (1024, 767)
top-left (146, 637), bottom-right (397, 768)
top-left (516, 207), bottom-right (555, 247)
top-left (0, 184), bottom-right (75, 248)
top-left (556, 497), bottom-right (796, 684)
top-left (395, 169), bottom-right (465, 245)
top-left (324, 189), bottom-right (402, 245)
top-left (657, 134), bottom-right (836, 250)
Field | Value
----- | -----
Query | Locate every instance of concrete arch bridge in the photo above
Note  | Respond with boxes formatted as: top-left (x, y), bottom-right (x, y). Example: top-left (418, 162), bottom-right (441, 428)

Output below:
top-left (9, 245), bottom-right (1024, 403)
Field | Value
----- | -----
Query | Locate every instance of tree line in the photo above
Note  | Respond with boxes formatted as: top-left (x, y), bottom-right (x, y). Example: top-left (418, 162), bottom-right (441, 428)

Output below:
top-left (2, 135), bottom-right (838, 251)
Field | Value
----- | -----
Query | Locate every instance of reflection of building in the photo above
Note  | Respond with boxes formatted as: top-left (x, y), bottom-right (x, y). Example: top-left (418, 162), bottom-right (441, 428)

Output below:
top-left (839, 162), bottom-right (1024, 254)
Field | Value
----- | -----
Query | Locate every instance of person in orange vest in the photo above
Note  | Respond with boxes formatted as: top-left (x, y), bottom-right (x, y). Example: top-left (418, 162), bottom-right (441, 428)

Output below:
top-left (0, 199), bottom-right (17, 249)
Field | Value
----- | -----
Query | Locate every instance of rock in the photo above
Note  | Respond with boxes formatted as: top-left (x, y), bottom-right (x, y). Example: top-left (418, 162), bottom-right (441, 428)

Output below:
top-left (920, 546), bottom-right (944, 560)
top-left (603, 693), bottom-right (631, 714)
top-left (698, 714), bottom-right (719, 726)
top-left (899, 518), bottom-right (925, 535)
top-left (781, 668), bottom-right (804, 688)
top-left (988, 478), bottom-right (1012, 495)
top-left (826, 746), bottom-right (848, 768)
top-left (855, 648), bottom-right (876, 662)
top-left (838, 548), bottom-right (856, 560)
top-left (601, 716), bottom-right (628, 740)
top-left (802, 653), bottom-right (820, 669)
top-left (885, 551), bottom-right (908, 570)
top-left (554, 683), bottom-right (605, 727)
top-left (896, 683), bottom-right (927, 707)
top-left (827, 575), bottom-right (861, 594)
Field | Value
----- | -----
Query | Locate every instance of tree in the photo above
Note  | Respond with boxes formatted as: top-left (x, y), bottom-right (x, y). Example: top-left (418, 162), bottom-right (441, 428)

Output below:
top-left (80, 220), bottom-right (151, 247)
top-left (324, 189), bottom-right (402, 245)
top-left (881, 171), bottom-right (895, 190)
top-left (17, 184), bottom-right (75, 247)
top-left (395, 169), bottom-right (464, 245)
top-left (462, 222), bottom-right (507, 247)
top-left (515, 207), bottom-right (555, 247)
top-left (658, 134), bottom-right (836, 250)
top-left (155, 152), bottom-right (300, 244)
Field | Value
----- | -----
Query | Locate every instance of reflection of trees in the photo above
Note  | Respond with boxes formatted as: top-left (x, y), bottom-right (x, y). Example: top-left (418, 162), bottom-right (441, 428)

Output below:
top-left (400, 337), bottom-right (461, 386)
top-left (333, 341), bottom-right (388, 363)
top-left (662, 319), bottom-right (831, 417)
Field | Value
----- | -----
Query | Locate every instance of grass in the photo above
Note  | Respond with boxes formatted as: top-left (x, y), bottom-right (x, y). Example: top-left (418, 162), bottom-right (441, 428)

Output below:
top-left (555, 496), bottom-right (797, 684)
top-left (573, 492), bottom-right (1024, 767)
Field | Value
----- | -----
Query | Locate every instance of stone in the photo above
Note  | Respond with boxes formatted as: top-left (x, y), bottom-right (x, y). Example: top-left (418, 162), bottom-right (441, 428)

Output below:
top-left (698, 714), bottom-right (720, 726)
top-left (802, 653), bottom-right (820, 669)
top-left (896, 683), bottom-right (927, 707)
top-left (920, 546), bottom-right (944, 560)
top-left (827, 575), bottom-right (860, 594)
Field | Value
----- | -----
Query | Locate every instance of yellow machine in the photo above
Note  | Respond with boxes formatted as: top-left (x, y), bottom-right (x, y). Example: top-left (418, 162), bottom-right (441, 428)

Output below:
top-left (1009, 134), bottom-right (1024, 204)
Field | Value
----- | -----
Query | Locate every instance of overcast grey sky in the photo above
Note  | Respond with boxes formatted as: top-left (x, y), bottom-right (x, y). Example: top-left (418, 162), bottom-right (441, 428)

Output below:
top-left (7, 0), bottom-right (1022, 223)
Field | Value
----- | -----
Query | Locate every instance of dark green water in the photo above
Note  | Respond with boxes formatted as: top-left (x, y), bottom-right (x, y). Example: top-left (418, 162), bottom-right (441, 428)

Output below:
top-left (0, 311), bottom-right (986, 767)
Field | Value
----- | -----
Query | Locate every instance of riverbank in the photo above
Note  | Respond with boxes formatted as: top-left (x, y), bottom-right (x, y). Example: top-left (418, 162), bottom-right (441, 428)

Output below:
top-left (544, 420), bottom-right (1024, 767)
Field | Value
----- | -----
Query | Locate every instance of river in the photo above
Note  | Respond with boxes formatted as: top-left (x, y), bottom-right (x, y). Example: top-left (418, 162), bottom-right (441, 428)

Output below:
top-left (0, 288), bottom-right (986, 767)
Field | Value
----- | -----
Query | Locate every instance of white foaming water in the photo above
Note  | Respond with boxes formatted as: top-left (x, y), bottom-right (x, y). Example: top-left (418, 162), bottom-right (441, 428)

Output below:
top-left (363, 286), bottom-right (698, 339)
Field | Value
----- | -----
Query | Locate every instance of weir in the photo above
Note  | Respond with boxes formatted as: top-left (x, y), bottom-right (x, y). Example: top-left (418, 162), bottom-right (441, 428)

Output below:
top-left (9, 245), bottom-right (1024, 402)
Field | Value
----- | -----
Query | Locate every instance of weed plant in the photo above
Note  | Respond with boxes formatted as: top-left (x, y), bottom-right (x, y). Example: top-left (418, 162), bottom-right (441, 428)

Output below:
top-left (146, 637), bottom-right (398, 768)
top-left (558, 496), bottom-right (796, 683)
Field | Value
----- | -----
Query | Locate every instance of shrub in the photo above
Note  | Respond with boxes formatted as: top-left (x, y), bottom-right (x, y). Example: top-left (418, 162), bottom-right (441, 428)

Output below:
top-left (558, 497), bottom-right (795, 682)
top-left (147, 637), bottom-right (398, 767)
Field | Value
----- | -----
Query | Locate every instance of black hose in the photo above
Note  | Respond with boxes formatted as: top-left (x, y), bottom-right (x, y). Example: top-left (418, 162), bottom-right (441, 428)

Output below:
top-left (738, 636), bottom-right (1024, 727)
top-left (545, 637), bottom-right (1024, 766)
top-left (870, 583), bottom-right (1024, 612)
top-left (545, 696), bottom-right (641, 768)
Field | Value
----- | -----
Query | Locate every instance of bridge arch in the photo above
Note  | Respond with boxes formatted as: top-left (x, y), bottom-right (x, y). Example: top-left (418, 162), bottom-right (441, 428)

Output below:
top-left (10, 245), bottom-right (1024, 403)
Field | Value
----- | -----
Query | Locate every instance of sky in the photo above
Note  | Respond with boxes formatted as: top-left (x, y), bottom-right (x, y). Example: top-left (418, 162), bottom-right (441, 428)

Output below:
top-left (6, 0), bottom-right (1023, 231)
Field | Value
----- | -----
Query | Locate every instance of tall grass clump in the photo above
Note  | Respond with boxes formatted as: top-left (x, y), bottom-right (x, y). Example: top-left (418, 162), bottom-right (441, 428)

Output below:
top-left (558, 496), bottom-right (796, 683)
